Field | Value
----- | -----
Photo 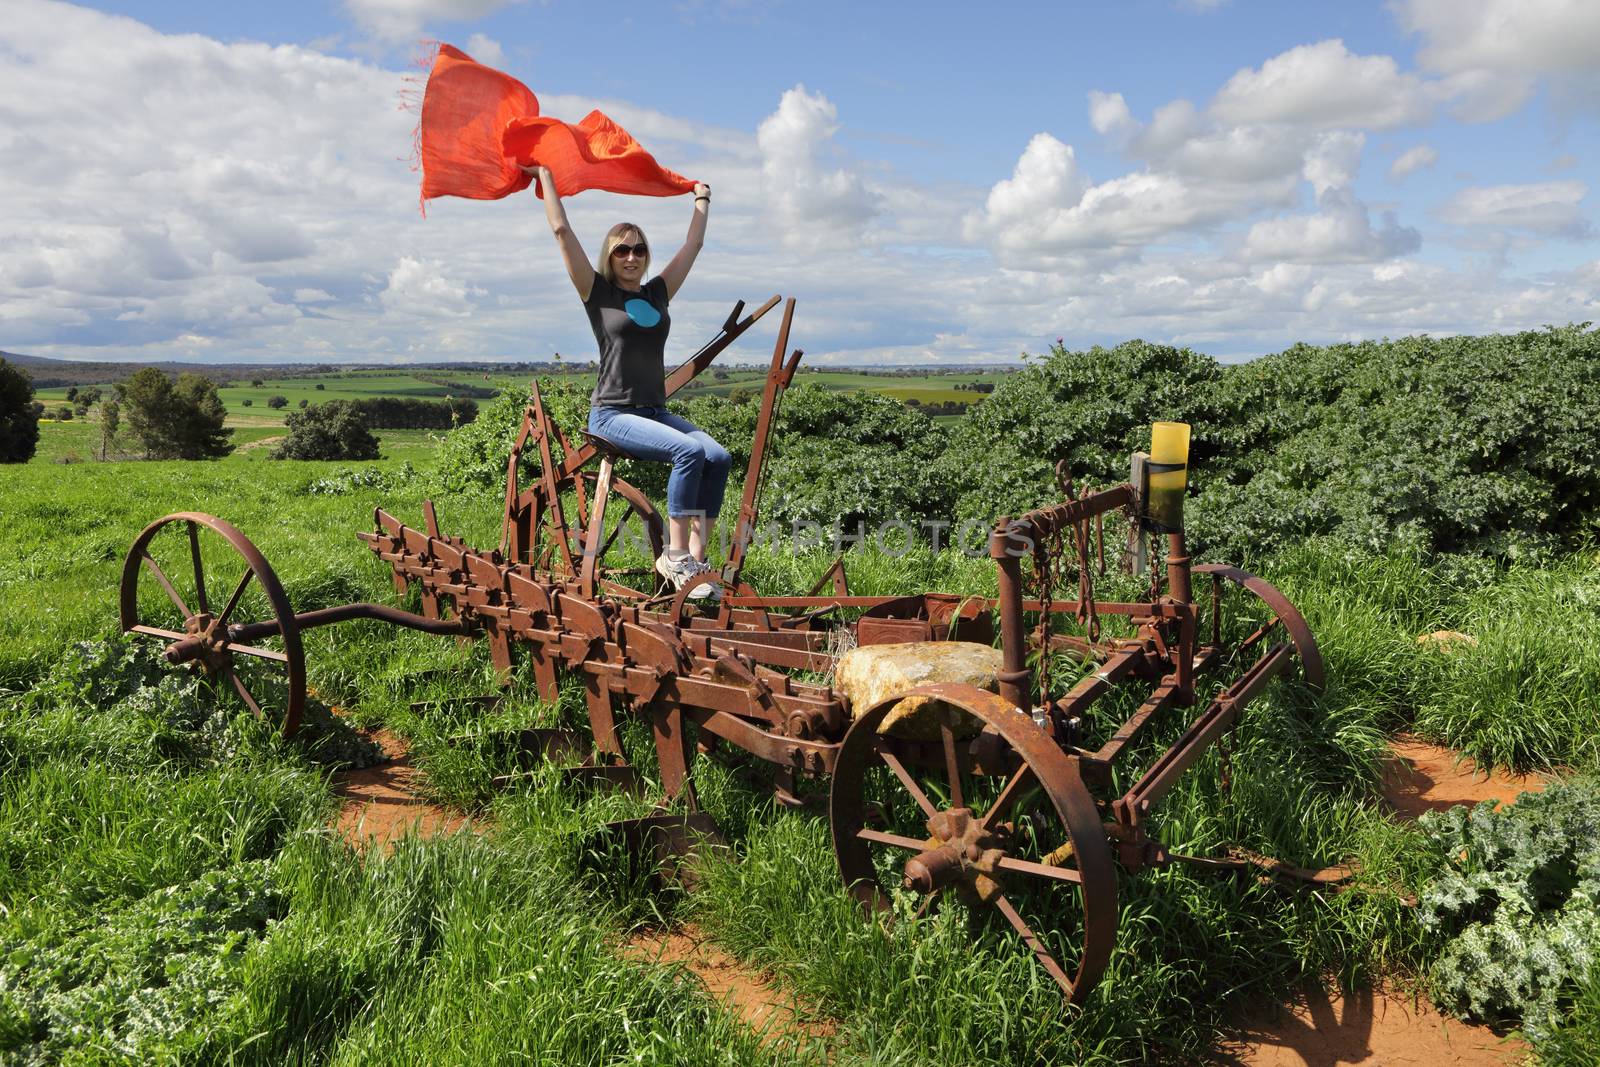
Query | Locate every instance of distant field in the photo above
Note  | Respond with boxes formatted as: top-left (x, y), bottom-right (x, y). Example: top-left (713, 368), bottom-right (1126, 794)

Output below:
top-left (26, 421), bottom-right (442, 466)
top-left (31, 365), bottom-right (1012, 428)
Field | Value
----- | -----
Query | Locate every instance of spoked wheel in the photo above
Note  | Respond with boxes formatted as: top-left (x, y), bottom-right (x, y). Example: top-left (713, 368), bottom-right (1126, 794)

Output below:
top-left (120, 512), bottom-right (306, 735)
top-left (1193, 564), bottom-right (1324, 689)
top-left (830, 683), bottom-right (1118, 1004)
top-left (536, 473), bottom-right (665, 591)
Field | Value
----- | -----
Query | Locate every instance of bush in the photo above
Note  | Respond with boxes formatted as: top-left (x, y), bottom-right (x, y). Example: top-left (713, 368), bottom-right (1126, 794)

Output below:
top-left (314, 383), bottom-right (325, 391)
top-left (115, 368), bottom-right (232, 460)
top-left (266, 395), bottom-right (288, 410)
top-left (271, 400), bottom-right (380, 461)
top-left (241, 398), bottom-right (253, 407)
top-left (1418, 777), bottom-right (1600, 1039)
top-left (354, 396), bottom-right (477, 430)
top-left (0, 357), bottom-right (40, 463)
top-left (434, 379), bottom-right (587, 494)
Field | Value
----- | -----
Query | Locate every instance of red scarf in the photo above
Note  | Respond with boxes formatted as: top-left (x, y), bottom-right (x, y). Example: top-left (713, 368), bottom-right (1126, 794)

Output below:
top-left (417, 44), bottom-right (695, 209)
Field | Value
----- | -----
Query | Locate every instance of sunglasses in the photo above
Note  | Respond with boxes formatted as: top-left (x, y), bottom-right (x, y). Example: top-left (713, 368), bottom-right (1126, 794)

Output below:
top-left (610, 242), bottom-right (649, 259)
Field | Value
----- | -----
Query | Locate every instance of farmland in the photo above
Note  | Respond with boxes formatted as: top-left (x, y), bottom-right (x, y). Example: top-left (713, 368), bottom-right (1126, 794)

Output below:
top-left (3, 327), bottom-right (1599, 1064)
top-left (28, 363), bottom-right (1012, 431)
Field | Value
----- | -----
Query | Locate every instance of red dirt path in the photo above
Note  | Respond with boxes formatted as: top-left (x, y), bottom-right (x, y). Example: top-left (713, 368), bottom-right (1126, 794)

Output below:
top-left (1216, 985), bottom-right (1527, 1066)
top-left (1379, 735), bottom-right (1553, 819)
top-left (333, 728), bottom-right (471, 851)
top-left (622, 925), bottom-right (835, 1046)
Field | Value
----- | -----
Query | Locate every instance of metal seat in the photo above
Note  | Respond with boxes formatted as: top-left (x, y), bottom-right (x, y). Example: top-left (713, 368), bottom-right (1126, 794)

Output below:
top-left (578, 430), bottom-right (645, 464)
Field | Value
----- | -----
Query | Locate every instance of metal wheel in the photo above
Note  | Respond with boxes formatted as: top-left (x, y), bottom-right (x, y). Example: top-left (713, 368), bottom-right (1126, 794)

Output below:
top-left (120, 512), bottom-right (306, 735)
top-left (538, 473), bottom-right (665, 587)
top-left (1194, 564), bottom-right (1324, 689)
top-left (830, 683), bottom-right (1118, 1004)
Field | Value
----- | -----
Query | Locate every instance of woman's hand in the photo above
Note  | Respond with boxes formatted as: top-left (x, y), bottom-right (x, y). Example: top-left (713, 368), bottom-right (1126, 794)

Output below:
top-left (693, 181), bottom-right (710, 205)
top-left (521, 164), bottom-right (556, 195)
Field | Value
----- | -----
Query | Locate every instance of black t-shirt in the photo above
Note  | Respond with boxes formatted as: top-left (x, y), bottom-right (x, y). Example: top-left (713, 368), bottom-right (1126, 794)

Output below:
top-left (585, 273), bottom-right (670, 407)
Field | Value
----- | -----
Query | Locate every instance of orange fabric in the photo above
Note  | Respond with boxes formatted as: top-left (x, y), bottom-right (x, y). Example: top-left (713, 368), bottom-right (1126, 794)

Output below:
top-left (418, 44), bottom-right (694, 207)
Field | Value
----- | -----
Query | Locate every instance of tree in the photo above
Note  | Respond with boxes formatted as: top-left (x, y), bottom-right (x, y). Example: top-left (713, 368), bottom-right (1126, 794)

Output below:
top-left (73, 386), bottom-right (101, 417)
top-left (298, 398), bottom-right (309, 409)
top-left (0, 357), bottom-right (41, 463)
top-left (98, 399), bottom-right (119, 460)
top-left (314, 382), bottom-right (325, 390)
top-left (266, 395), bottom-right (288, 410)
top-left (115, 367), bottom-right (233, 459)
top-left (241, 398), bottom-right (253, 407)
top-left (251, 379), bottom-right (264, 387)
top-left (271, 400), bottom-right (379, 460)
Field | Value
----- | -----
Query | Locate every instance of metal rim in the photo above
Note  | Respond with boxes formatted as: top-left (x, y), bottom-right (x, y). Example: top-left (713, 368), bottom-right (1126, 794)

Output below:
top-left (1193, 564), bottom-right (1324, 689)
top-left (120, 512), bottom-right (306, 736)
top-left (829, 682), bottom-right (1118, 1005)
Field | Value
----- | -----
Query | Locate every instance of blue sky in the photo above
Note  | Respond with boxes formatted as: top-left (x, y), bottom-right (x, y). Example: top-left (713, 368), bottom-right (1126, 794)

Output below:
top-left (3, 0), bottom-right (1596, 366)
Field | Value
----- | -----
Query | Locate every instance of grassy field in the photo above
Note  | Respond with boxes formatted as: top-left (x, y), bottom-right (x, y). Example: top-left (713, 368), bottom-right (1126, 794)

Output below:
top-left (2, 420), bottom-right (1595, 1063)
top-left (31, 365), bottom-right (1011, 429)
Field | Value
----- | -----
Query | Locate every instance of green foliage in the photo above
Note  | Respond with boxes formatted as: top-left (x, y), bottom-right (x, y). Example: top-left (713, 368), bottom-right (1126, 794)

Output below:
top-left (433, 379), bottom-right (589, 495)
top-left (946, 325), bottom-right (1600, 564)
top-left (115, 368), bottom-right (233, 460)
top-left (0, 356), bottom-right (40, 464)
top-left (354, 395), bottom-right (477, 429)
top-left (0, 862), bottom-right (282, 1063)
top-left (937, 339), bottom-right (1226, 527)
top-left (271, 400), bottom-right (381, 461)
top-left (1417, 777), bottom-right (1600, 1039)
top-left (265, 394), bottom-right (288, 410)
top-left (1193, 325), bottom-right (1600, 563)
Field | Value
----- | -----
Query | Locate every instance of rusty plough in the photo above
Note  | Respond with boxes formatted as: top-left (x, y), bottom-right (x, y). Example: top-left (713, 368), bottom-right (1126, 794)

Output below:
top-left (121, 296), bottom-right (1332, 1003)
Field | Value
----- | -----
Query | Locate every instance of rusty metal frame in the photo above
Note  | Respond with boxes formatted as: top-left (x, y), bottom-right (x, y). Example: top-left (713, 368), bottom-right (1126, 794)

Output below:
top-left (121, 296), bottom-right (1331, 1007)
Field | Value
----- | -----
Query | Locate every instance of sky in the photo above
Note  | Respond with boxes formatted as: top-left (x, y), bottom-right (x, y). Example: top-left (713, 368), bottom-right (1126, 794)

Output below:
top-left (1, 1), bottom-right (1597, 367)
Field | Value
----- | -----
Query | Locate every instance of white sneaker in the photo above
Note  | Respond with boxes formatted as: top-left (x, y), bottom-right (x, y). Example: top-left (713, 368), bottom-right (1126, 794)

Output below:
top-left (655, 553), bottom-right (721, 601)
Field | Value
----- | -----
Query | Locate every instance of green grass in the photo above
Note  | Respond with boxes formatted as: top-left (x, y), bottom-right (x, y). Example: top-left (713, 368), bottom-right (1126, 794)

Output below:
top-left (1, 437), bottom-right (1594, 1063)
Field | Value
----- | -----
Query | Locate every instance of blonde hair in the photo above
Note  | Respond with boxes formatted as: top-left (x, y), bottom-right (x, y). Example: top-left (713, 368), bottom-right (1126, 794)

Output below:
top-left (595, 222), bottom-right (650, 284)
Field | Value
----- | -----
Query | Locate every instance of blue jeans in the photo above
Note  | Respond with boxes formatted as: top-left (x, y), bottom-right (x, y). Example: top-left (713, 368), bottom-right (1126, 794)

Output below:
top-left (588, 405), bottom-right (733, 520)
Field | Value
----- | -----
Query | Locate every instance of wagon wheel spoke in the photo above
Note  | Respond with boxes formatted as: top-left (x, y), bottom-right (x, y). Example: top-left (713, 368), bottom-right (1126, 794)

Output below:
top-left (229, 669), bottom-right (265, 719)
top-left (222, 642), bottom-right (290, 664)
top-left (913, 886), bottom-right (944, 922)
top-left (216, 569), bottom-right (254, 626)
top-left (856, 827), bottom-right (931, 852)
top-left (877, 746), bottom-right (939, 819)
top-left (979, 765), bottom-right (1037, 833)
top-left (141, 552), bottom-right (193, 620)
top-left (939, 720), bottom-right (966, 810)
top-left (992, 891), bottom-right (1074, 995)
top-left (187, 521), bottom-right (209, 615)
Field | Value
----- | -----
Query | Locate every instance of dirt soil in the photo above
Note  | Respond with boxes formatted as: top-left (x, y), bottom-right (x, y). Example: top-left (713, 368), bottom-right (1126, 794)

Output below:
top-left (1216, 984), bottom-right (1527, 1066)
top-left (622, 924), bottom-right (835, 1047)
top-left (1379, 735), bottom-right (1553, 819)
top-left (233, 434), bottom-right (285, 452)
top-left (333, 728), bottom-right (471, 851)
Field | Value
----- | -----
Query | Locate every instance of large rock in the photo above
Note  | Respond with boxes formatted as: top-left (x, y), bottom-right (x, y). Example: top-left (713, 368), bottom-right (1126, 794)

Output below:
top-left (834, 641), bottom-right (1004, 741)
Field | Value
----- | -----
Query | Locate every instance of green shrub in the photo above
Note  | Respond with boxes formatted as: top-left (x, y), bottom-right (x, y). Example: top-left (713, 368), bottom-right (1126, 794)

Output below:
top-left (271, 400), bottom-right (380, 461)
top-left (1417, 776), bottom-right (1600, 1039)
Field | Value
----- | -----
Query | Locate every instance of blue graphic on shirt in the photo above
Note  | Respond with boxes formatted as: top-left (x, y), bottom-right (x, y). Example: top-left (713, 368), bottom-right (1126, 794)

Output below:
top-left (624, 298), bottom-right (661, 328)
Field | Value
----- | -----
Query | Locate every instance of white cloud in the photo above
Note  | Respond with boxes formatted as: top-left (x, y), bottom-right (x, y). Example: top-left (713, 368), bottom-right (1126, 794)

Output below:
top-left (342, 0), bottom-right (521, 42)
top-left (1396, 0), bottom-right (1600, 117)
top-left (1439, 181), bottom-right (1592, 237)
top-left (1389, 145), bottom-right (1439, 182)
top-left (1302, 131), bottom-right (1365, 198)
top-left (1211, 39), bottom-right (1432, 129)
top-left (462, 32), bottom-right (505, 69)
top-left (756, 85), bottom-right (881, 247)
top-left (1087, 91), bottom-right (1134, 136)
top-left (1244, 191), bottom-right (1421, 264)
top-left (379, 256), bottom-right (480, 316)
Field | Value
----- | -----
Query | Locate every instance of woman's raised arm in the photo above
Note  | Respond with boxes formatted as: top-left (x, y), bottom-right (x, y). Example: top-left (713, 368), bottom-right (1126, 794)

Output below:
top-left (658, 182), bottom-right (710, 301)
top-left (527, 164), bottom-right (595, 302)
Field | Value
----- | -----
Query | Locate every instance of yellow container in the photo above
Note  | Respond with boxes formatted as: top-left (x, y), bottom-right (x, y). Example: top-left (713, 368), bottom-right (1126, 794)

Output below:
top-left (1147, 421), bottom-right (1190, 531)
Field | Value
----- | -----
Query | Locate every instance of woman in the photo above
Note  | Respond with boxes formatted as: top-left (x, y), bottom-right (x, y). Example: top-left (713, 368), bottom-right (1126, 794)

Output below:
top-left (528, 164), bottom-right (729, 601)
